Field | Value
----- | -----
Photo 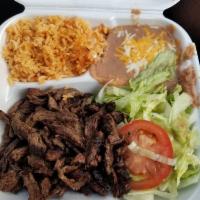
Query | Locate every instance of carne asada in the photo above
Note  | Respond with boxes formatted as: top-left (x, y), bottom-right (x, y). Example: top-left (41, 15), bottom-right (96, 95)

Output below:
top-left (0, 88), bottom-right (130, 200)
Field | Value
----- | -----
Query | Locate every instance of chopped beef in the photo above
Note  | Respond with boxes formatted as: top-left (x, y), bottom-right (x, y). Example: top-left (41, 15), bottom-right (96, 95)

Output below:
top-left (40, 129), bottom-right (53, 149)
top-left (49, 88), bottom-right (80, 102)
top-left (108, 134), bottom-right (123, 146)
top-left (65, 140), bottom-right (80, 154)
top-left (115, 168), bottom-right (131, 195)
top-left (105, 102), bottom-right (116, 112)
top-left (28, 132), bottom-right (47, 156)
top-left (84, 111), bottom-right (102, 140)
top-left (16, 100), bottom-right (34, 116)
top-left (11, 113), bottom-right (31, 139)
top-left (26, 88), bottom-right (47, 106)
top-left (105, 140), bottom-right (114, 175)
top-left (101, 113), bottom-right (118, 135)
top-left (86, 131), bottom-right (104, 167)
top-left (50, 185), bottom-right (66, 198)
top-left (10, 146), bottom-right (28, 162)
top-left (62, 93), bottom-right (92, 114)
top-left (1, 138), bottom-right (19, 157)
top-left (66, 95), bottom-right (86, 114)
top-left (52, 137), bottom-right (65, 150)
top-left (10, 162), bottom-right (21, 172)
top-left (65, 169), bottom-right (91, 191)
top-left (71, 153), bottom-right (86, 165)
top-left (84, 103), bottom-right (100, 114)
top-left (0, 126), bottom-right (13, 149)
top-left (54, 158), bottom-right (65, 171)
top-left (48, 96), bottom-right (59, 111)
top-left (0, 88), bottom-right (130, 199)
top-left (91, 170), bottom-right (110, 195)
top-left (0, 110), bottom-right (10, 124)
top-left (111, 170), bottom-right (120, 197)
top-left (57, 165), bottom-right (89, 190)
top-left (40, 177), bottom-right (51, 198)
top-left (4, 125), bottom-right (15, 140)
top-left (0, 170), bottom-right (21, 193)
top-left (25, 109), bottom-right (56, 127)
top-left (8, 99), bottom-right (24, 115)
top-left (23, 172), bottom-right (44, 200)
top-left (0, 157), bottom-right (8, 173)
top-left (46, 150), bottom-right (63, 161)
top-left (50, 122), bottom-right (84, 148)
top-left (26, 108), bottom-right (84, 148)
top-left (26, 88), bottom-right (46, 97)
top-left (111, 111), bottom-right (125, 124)
top-left (89, 181), bottom-right (108, 196)
top-left (0, 138), bottom-right (20, 172)
top-left (27, 155), bottom-right (52, 176)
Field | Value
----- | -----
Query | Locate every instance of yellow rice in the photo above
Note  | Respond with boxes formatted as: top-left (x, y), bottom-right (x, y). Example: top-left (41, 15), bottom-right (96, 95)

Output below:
top-left (3, 16), bottom-right (108, 84)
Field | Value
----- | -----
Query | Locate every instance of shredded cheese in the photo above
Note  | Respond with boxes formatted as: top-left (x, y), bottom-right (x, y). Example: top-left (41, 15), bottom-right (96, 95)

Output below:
top-left (126, 59), bottom-right (147, 74)
top-left (117, 27), bottom-right (176, 73)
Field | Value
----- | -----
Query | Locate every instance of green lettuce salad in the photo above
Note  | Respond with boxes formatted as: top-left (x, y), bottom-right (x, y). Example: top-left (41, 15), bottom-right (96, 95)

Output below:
top-left (96, 50), bottom-right (200, 200)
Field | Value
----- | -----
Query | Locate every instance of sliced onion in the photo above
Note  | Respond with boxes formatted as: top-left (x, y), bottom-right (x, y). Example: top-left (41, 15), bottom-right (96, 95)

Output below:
top-left (95, 79), bottom-right (113, 103)
top-left (128, 141), bottom-right (176, 166)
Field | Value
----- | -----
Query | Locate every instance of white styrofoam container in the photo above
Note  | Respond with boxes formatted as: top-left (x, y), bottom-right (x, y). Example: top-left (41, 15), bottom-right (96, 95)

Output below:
top-left (0, 0), bottom-right (200, 200)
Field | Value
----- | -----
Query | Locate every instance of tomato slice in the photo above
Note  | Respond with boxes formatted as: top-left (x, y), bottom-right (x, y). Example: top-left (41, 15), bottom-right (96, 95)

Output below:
top-left (119, 120), bottom-right (173, 190)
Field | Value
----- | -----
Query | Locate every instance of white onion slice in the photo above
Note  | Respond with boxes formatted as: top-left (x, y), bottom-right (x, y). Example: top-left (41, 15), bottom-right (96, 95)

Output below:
top-left (95, 79), bottom-right (113, 103)
top-left (128, 141), bottom-right (176, 166)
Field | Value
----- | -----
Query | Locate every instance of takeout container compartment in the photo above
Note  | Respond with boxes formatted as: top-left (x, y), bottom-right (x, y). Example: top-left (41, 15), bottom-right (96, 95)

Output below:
top-left (0, 1), bottom-right (200, 200)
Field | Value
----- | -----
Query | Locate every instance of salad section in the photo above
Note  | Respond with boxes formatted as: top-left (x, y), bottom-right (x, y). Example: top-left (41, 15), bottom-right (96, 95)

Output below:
top-left (97, 48), bottom-right (200, 199)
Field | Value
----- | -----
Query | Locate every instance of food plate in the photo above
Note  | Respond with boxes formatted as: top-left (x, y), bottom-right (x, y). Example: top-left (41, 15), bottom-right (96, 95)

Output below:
top-left (0, 0), bottom-right (200, 200)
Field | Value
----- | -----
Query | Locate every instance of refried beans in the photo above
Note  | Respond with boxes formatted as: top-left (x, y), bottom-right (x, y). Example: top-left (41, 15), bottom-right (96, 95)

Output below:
top-left (178, 66), bottom-right (200, 107)
top-left (90, 25), bottom-right (179, 86)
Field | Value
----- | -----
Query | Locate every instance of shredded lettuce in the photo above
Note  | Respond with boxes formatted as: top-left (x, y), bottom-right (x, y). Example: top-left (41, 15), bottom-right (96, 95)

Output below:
top-left (97, 50), bottom-right (200, 200)
top-left (124, 191), bottom-right (154, 200)
top-left (123, 190), bottom-right (177, 200)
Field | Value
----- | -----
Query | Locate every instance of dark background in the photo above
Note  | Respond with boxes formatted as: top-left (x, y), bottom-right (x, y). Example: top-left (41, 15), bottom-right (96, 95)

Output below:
top-left (0, 0), bottom-right (199, 57)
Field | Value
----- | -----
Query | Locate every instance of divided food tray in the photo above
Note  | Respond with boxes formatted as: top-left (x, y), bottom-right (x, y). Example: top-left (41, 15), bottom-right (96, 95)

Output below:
top-left (0, 0), bottom-right (200, 200)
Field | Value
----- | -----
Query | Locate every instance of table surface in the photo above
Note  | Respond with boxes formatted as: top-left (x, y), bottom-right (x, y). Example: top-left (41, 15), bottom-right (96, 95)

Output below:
top-left (0, 0), bottom-right (199, 57)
